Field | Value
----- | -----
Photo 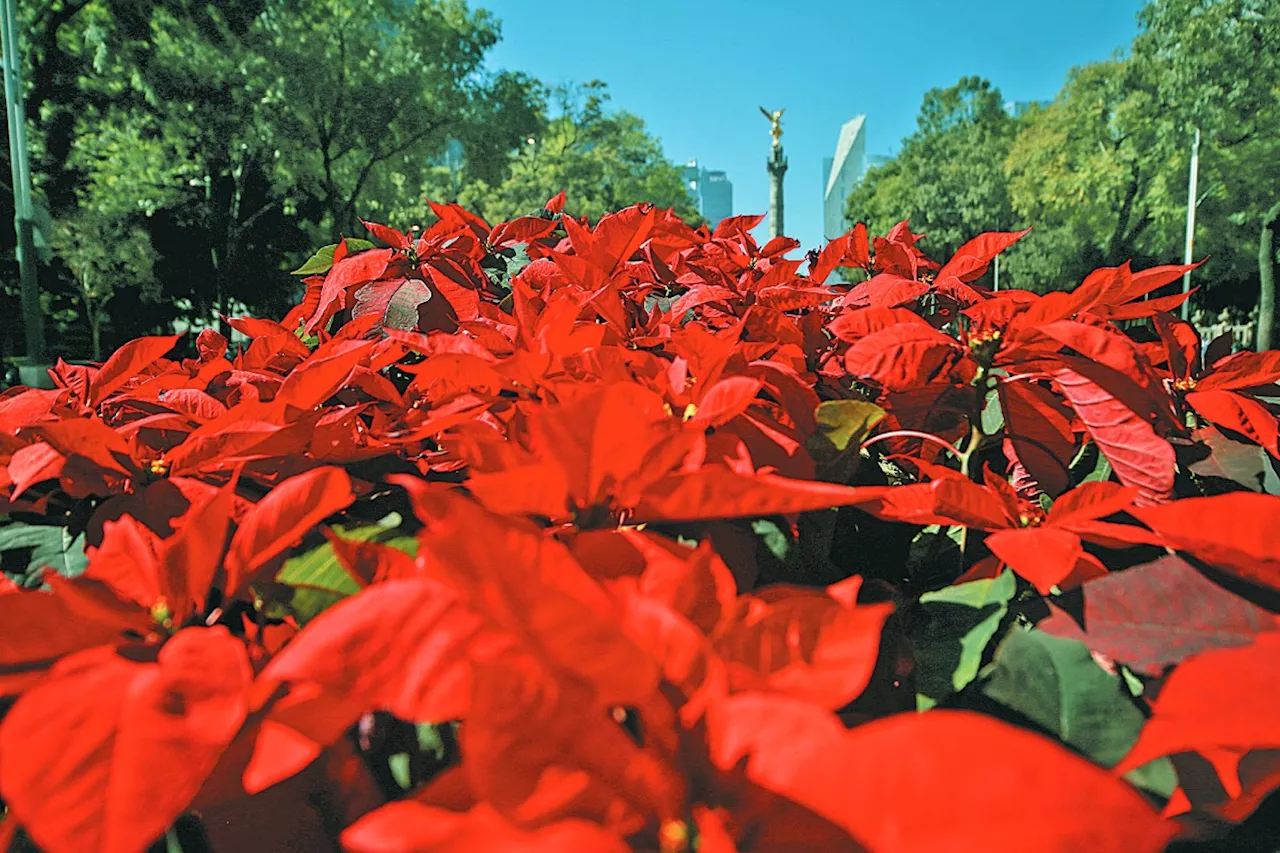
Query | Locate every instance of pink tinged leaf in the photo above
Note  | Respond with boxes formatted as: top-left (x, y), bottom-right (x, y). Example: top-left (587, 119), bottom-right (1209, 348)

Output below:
top-left (0, 628), bottom-right (250, 853)
top-left (89, 335), bottom-right (182, 407)
top-left (1038, 555), bottom-right (1280, 676)
top-left (224, 466), bottom-right (356, 596)
top-left (1052, 366), bottom-right (1175, 505)
top-left (1129, 493), bottom-right (1280, 592)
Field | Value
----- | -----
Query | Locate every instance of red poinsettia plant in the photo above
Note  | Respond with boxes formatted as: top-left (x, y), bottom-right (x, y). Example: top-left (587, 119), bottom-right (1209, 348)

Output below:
top-left (0, 195), bottom-right (1278, 853)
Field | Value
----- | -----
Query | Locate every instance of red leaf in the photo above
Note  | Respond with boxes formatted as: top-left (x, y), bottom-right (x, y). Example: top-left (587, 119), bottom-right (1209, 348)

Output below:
top-left (843, 324), bottom-right (965, 393)
top-left (715, 580), bottom-right (893, 709)
top-left (341, 802), bottom-right (629, 853)
top-left (1047, 481), bottom-right (1138, 527)
top-left (0, 584), bottom-right (148, 694)
top-left (689, 377), bottom-right (763, 430)
top-left (707, 698), bottom-right (1174, 852)
top-left (276, 343), bottom-right (370, 411)
top-left (634, 468), bottom-right (890, 524)
top-left (864, 477), bottom-right (1015, 530)
top-left (305, 246), bottom-right (396, 335)
top-left (1038, 555), bottom-right (1280, 676)
top-left (488, 216), bottom-right (560, 250)
top-left (524, 382), bottom-right (674, 511)
top-left (8, 441), bottom-right (66, 499)
top-left (1039, 320), bottom-right (1164, 401)
top-left (0, 628), bottom-right (250, 853)
top-left (1115, 632), bottom-right (1280, 787)
top-left (1198, 351), bottom-right (1280, 392)
top-left (1129, 493), bottom-right (1280, 590)
top-left (937, 228), bottom-right (1031, 283)
top-left (1186, 390), bottom-right (1280, 458)
top-left (1052, 365), bottom-right (1175, 504)
top-left (248, 578), bottom-right (483, 792)
top-left (986, 527), bottom-right (1107, 593)
top-left (90, 335), bottom-right (182, 406)
top-left (360, 219), bottom-right (410, 250)
top-left (224, 467), bottom-right (356, 596)
top-left (33, 417), bottom-right (137, 477)
top-left (544, 191), bottom-right (567, 214)
top-left (999, 379), bottom-right (1076, 497)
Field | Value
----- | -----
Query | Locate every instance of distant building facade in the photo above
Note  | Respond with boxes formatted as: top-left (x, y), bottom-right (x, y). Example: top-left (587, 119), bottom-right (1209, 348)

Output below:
top-left (822, 115), bottom-right (867, 239)
top-left (682, 160), bottom-right (733, 227)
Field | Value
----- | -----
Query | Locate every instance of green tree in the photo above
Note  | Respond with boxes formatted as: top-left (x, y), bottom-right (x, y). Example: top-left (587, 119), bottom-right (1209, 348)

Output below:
top-left (845, 77), bottom-right (1020, 268)
top-left (1005, 60), bottom-right (1185, 292)
top-left (1132, 0), bottom-right (1280, 349)
top-left (48, 211), bottom-right (158, 359)
top-left (461, 82), bottom-right (699, 224)
top-left (12, 0), bottom-right (545, 346)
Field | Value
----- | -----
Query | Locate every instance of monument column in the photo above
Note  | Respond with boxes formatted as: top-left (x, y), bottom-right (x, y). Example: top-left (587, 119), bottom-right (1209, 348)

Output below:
top-left (760, 107), bottom-right (787, 240)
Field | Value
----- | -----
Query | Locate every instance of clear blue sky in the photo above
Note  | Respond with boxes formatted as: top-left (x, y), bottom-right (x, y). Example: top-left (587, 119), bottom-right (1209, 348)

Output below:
top-left (477, 0), bottom-right (1148, 254)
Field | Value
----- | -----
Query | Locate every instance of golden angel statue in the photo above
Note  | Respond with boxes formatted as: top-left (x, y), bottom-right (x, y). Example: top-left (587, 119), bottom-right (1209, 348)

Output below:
top-left (759, 106), bottom-right (785, 147)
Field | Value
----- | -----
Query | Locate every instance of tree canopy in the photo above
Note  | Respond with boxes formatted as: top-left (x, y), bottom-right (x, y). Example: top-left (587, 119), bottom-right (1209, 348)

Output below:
top-left (842, 0), bottom-right (1279, 333)
top-left (459, 82), bottom-right (698, 225)
top-left (2, 1), bottom-right (692, 359)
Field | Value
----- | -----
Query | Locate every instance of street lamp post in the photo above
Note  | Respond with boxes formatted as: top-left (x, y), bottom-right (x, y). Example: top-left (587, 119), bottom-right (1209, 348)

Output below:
top-left (1181, 126), bottom-right (1201, 321)
top-left (0, 0), bottom-right (44, 361)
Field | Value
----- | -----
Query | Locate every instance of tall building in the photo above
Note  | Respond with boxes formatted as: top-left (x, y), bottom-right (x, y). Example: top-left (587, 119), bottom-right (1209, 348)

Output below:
top-left (682, 160), bottom-right (733, 227)
top-left (822, 115), bottom-right (867, 240)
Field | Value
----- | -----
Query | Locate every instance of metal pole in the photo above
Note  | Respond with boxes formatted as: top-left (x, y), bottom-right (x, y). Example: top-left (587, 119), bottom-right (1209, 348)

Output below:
top-left (0, 0), bottom-right (44, 360)
top-left (1181, 126), bottom-right (1201, 322)
top-left (993, 252), bottom-right (1000, 292)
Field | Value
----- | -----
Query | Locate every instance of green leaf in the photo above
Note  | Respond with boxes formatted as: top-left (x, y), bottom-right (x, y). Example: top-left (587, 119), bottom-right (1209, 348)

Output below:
top-left (291, 243), bottom-right (338, 276)
top-left (914, 569), bottom-right (1016, 710)
top-left (751, 519), bottom-right (791, 564)
top-left (1071, 441), bottom-right (1114, 485)
top-left (978, 628), bottom-right (1145, 769)
top-left (813, 400), bottom-right (887, 452)
top-left (291, 239), bottom-right (376, 276)
top-left (274, 513), bottom-right (413, 618)
top-left (388, 753), bottom-right (412, 791)
top-left (980, 388), bottom-right (1004, 436)
top-left (0, 521), bottom-right (88, 588)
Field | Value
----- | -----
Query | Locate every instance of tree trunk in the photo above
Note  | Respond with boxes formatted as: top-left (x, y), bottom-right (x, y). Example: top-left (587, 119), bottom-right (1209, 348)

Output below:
top-left (1258, 201), bottom-right (1280, 352)
top-left (79, 273), bottom-right (101, 361)
top-left (89, 307), bottom-right (101, 362)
